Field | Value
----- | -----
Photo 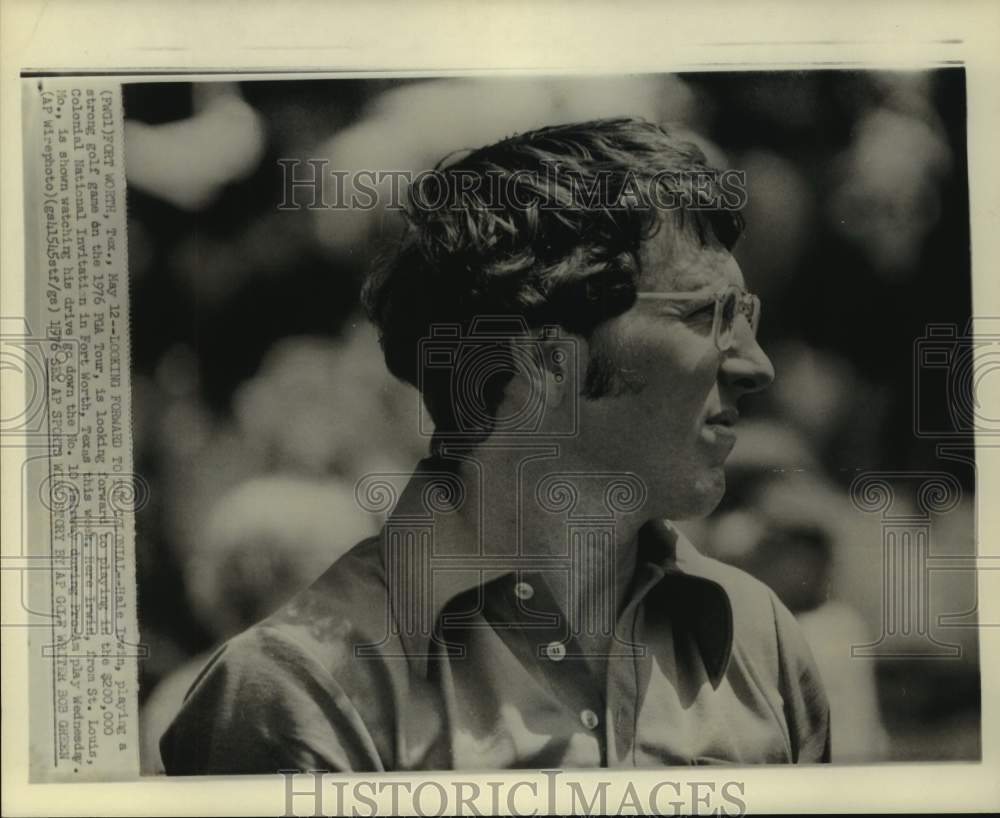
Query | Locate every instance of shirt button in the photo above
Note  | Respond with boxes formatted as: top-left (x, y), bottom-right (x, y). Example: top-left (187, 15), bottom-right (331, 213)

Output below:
top-left (544, 641), bottom-right (566, 662)
top-left (513, 581), bottom-right (534, 601)
top-left (580, 709), bottom-right (600, 730)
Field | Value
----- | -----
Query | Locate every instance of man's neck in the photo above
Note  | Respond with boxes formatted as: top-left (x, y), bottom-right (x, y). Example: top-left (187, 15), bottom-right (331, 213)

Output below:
top-left (437, 444), bottom-right (647, 640)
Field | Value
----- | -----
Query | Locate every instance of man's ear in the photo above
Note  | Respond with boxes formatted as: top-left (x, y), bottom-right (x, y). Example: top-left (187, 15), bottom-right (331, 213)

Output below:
top-left (536, 330), bottom-right (580, 410)
top-left (495, 328), bottom-right (580, 428)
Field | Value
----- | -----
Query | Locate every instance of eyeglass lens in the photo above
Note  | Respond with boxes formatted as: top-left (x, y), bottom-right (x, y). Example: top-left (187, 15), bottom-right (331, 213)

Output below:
top-left (718, 290), bottom-right (738, 350)
top-left (717, 289), bottom-right (759, 350)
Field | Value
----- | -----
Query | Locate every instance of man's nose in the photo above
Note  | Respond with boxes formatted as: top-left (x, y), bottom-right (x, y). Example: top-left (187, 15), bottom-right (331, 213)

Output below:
top-left (720, 330), bottom-right (775, 395)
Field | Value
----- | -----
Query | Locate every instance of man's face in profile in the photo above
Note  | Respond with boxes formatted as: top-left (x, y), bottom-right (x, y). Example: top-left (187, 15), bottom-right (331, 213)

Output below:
top-left (573, 229), bottom-right (775, 521)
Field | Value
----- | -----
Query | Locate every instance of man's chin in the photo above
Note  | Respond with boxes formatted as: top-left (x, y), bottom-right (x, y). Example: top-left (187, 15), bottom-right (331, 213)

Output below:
top-left (658, 469), bottom-right (726, 521)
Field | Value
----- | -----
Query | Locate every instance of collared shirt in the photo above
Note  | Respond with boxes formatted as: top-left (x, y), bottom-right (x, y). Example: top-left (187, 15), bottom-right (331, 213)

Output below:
top-left (161, 460), bottom-right (831, 773)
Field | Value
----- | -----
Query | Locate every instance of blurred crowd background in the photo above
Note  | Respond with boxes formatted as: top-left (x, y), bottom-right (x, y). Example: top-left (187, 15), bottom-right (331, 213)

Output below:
top-left (123, 70), bottom-right (978, 772)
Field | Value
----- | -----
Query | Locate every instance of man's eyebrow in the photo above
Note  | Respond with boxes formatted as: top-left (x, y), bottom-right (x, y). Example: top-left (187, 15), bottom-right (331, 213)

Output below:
top-left (662, 269), bottom-right (717, 293)
top-left (666, 255), bottom-right (746, 293)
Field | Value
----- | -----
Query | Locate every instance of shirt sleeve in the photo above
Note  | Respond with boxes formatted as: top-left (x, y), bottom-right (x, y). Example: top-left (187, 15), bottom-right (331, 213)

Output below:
top-left (769, 591), bottom-right (832, 763)
top-left (159, 625), bottom-right (385, 775)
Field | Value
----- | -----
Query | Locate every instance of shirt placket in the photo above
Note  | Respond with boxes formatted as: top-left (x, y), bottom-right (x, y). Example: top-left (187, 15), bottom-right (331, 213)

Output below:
top-left (497, 570), bottom-right (610, 761)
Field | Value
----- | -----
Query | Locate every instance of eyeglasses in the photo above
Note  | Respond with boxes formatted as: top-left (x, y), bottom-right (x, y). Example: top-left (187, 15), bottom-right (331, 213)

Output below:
top-left (635, 284), bottom-right (761, 352)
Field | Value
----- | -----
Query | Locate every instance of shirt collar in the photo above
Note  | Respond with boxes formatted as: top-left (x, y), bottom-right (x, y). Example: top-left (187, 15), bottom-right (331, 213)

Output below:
top-left (644, 518), bottom-right (735, 688)
top-left (381, 458), bottom-right (734, 688)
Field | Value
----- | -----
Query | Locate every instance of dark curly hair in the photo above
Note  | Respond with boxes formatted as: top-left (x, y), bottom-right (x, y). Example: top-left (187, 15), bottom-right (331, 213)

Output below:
top-left (362, 116), bottom-right (743, 446)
